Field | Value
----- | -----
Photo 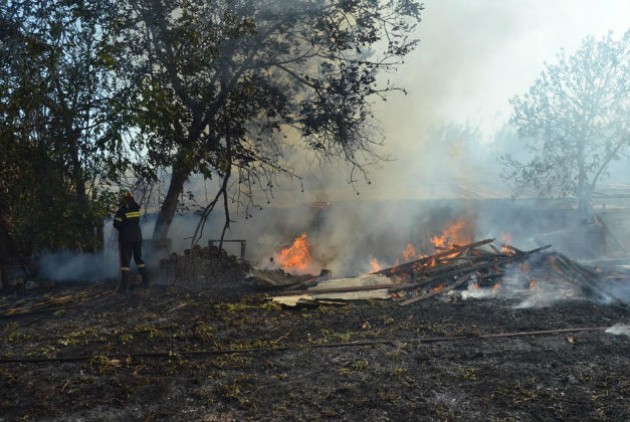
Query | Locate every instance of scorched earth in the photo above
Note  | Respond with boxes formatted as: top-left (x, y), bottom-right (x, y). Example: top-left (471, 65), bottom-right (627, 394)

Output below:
top-left (1, 248), bottom-right (630, 421)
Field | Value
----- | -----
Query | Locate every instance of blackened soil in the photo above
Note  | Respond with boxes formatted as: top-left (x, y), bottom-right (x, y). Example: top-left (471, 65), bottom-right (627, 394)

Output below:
top-left (1, 279), bottom-right (630, 421)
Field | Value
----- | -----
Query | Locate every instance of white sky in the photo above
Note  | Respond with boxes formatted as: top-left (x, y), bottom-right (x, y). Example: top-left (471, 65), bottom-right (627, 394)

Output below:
top-left (380, 0), bottom-right (630, 139)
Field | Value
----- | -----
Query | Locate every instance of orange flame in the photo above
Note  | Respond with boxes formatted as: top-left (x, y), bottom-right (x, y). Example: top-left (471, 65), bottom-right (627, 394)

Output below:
top-left (432, 284), bottom-right (446, 293)
top-left (431, 219), bottom-right (472, 249)
top-left (274, 233), bottom-right (311, 271)
top-left (402, 243), bottom-right (417, 260)
top-left (549, 256), bottom-right (562, 273)
top-left (370, 257), bottom-right (383, 272)
top-left (500, 232), bottom-right (513, 254)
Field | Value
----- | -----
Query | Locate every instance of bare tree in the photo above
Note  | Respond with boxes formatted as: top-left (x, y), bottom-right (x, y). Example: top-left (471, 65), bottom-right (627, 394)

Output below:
top-left (503, 29), bottom-right (630, 218)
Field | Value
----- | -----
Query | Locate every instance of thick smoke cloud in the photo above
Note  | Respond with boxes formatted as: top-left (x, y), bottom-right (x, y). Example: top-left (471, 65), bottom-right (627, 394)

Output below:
top-left (370, 0), bottom-right (630, 198)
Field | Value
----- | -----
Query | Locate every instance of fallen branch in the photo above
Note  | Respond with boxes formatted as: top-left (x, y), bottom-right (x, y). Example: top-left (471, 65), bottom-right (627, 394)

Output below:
top-left (0, 289), bottom-right (116, 319)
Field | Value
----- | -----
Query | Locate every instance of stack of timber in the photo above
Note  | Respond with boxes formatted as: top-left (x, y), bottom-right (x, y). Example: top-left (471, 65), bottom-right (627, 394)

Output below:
top-left (158, 245), bottom-right (250, 287)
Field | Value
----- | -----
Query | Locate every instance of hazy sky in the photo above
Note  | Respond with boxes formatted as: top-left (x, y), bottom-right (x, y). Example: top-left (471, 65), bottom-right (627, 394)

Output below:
top-left (381, 0), bottom-right (630, 138)
top-left (332, 0), bottom-right (630, 201)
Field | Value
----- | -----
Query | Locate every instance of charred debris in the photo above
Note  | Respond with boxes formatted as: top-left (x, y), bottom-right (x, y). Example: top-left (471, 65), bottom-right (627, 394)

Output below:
top-left (251, 239), bottom-right (630, 308)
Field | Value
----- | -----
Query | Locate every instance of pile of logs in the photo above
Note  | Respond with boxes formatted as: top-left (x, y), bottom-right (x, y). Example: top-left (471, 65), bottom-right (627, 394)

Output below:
top-left (158, 245), bottom-right (251, 287)
top-left (273, 238), bottom-right (625, 306)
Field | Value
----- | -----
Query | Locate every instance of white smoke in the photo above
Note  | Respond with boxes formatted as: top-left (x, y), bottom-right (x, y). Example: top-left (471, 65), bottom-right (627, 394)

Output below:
top-left (37, 249), bottom-right (119, 282)
top-left (37, 217), bottom-right (153, 282)
top-left (605, 323), bottom-right (630, 337)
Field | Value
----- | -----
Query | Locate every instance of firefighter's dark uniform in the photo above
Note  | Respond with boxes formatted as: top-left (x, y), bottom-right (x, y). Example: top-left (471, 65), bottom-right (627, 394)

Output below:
top-left (114, 195), bottom-right (149, 292)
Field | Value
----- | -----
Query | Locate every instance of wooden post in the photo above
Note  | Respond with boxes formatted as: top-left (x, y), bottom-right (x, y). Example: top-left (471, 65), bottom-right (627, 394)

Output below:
top-left (208, 239), bottom-right (246, 260)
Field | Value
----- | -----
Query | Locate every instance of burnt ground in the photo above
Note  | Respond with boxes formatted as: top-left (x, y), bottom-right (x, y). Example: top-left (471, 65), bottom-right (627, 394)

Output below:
top-left (2, 273), bottom-right (630, 421)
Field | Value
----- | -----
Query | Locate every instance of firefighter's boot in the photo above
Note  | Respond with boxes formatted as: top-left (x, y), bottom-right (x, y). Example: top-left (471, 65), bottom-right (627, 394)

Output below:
top-left (118, 271), bottom-right (131, 294)
top-left (138, 266), bottom-right (150, 288)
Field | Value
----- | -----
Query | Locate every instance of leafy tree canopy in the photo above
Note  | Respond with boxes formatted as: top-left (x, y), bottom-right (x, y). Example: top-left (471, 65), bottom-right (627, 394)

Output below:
top-left (1, 0), bottom-right (122, 257)
top-left (104, 0), bottom-right (424, 242)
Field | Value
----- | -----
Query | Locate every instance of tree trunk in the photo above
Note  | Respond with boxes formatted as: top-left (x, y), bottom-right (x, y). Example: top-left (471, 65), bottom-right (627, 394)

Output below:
top-left (0, 215), bottom-right (9, 291)
top-left (96, 221), bottom-right (104, 251)
top-left (578, 198), bottom-right (593, 221)
top-left (151, 114), bottom-right (204, 243)
top-left (576, 175), bottom-right (594, 221)
top-left (576, 139), bottom-right (593, 221)
top-left (69, 133), bottom-right (95, 250)
top-left (152, 162), bottom-right (190, 242)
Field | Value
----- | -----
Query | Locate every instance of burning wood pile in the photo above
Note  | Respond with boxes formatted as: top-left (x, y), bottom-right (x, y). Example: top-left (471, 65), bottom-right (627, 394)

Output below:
top-left (271, 238), bottom-right (625, 307)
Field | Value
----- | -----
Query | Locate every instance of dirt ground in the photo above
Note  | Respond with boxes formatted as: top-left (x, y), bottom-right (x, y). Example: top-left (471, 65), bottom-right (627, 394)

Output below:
top-left (2, 268), bottom-right (630, 421)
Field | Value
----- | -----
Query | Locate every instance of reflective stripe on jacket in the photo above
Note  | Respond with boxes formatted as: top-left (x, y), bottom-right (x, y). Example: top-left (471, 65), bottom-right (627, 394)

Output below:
top-left (114, 201), bottom-right (143, 243)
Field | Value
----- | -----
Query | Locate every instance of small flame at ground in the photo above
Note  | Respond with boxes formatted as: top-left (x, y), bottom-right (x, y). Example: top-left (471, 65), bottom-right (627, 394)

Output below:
top-left (402, 243), bottom-right (417, 260)
top-left (274, 233), bottom-right (311, 272)
top-left (432, 284), bottom-right (446, 293)
top-left (370, 257), bottom-right (383, 272)
top-left (501, 232), bottom-right (513, 254)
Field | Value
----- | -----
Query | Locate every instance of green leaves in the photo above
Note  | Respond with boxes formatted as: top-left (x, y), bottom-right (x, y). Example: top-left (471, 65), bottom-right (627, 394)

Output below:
top-left (1, 0), bottom-right (121, 255)
top-left (1, 0), bottom-right (424, 250)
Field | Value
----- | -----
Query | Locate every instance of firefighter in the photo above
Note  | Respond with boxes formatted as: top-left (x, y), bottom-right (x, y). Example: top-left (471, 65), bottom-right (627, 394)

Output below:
top-left (113, 192), bottom-right (149, 293)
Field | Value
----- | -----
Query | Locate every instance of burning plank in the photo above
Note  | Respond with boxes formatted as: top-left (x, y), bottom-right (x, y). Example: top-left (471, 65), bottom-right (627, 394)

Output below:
top-left (400, 273), bottom-right (474, 306)
top-left (372, 239), bottom-right (496, 278)
top-left (389, 244), bottom-right (552, 295)
top-left (248, 268), bottom-right (317, 289)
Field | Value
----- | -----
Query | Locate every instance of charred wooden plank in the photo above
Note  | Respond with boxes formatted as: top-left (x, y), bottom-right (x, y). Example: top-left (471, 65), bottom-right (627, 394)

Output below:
top-left (400, 273), bottom-right (473, 306)
top-left (373, 238), bottom-right (496, 277)
top-left (504, 244), bottom-right (524, 255)
top-left (272, 282), bottom-right (397, 296)
top-left (389, 244), bottom-right (552, 294)
top-left (540, 252), bottom-right (616, 304)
